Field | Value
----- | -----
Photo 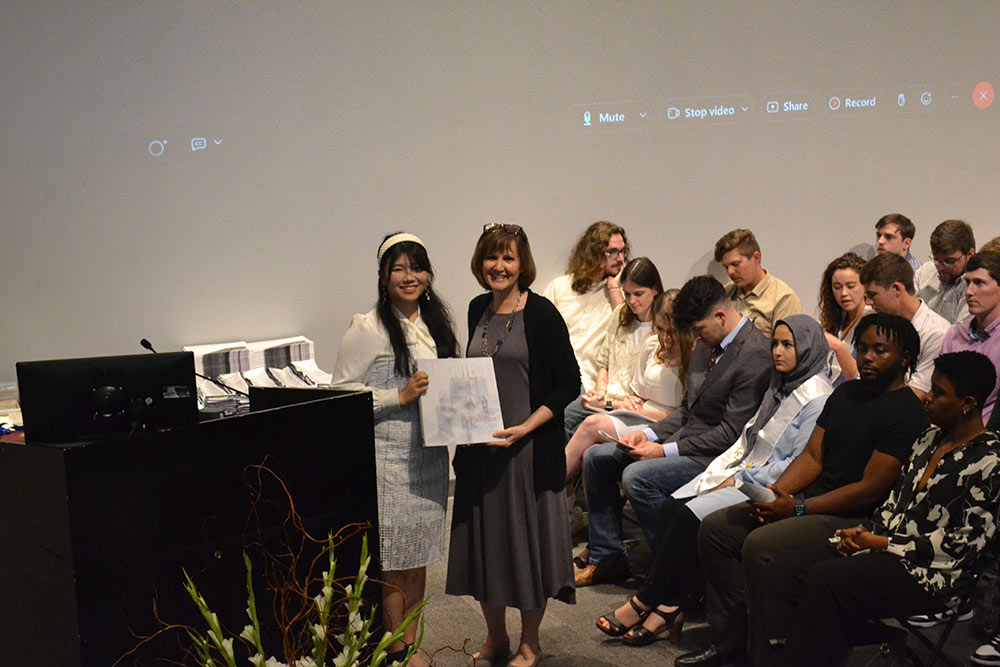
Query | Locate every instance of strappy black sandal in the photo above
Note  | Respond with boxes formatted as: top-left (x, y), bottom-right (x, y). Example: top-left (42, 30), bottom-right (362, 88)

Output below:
top-left (596, 597), bottom-right (649, 637)
top-left (624, 606), bottom-right (683, 646)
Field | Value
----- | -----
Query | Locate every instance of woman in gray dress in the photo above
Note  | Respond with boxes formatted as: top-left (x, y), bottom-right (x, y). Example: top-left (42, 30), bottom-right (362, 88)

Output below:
top-left (446, 224), bottom-right (580, 667)
top-left (331, 232), bottom-right (459, 666)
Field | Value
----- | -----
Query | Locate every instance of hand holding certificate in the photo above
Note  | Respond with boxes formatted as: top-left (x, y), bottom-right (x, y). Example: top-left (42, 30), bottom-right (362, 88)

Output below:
top-left (416, 358), bottom-right (504, 447)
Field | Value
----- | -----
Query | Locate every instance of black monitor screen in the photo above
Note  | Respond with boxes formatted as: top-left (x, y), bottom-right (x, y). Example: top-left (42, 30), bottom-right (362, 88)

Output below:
top-left (16, 352), bottom-right (199, 445)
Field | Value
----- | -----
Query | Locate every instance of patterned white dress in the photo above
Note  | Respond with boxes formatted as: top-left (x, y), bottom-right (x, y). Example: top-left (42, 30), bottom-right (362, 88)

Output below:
top-left (331, 307), bottom-right (449, 571)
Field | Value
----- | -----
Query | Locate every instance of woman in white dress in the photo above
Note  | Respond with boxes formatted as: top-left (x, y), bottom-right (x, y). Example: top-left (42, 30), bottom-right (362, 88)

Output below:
top-left (818, 252), bottom-right (871, 385)
top-left (331, 232), bottom-right (459, 666)
top-left (565, 287), bottom-right (685, 481)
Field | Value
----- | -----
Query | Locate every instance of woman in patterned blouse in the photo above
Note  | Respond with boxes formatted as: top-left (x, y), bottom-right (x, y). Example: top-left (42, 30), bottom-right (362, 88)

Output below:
top-left (781, 350), bottom-right (1000, 666)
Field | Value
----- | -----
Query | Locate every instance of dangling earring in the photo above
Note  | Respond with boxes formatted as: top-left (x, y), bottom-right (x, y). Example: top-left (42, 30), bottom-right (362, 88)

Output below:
top-left (423, 285), bottom-right (432, 302)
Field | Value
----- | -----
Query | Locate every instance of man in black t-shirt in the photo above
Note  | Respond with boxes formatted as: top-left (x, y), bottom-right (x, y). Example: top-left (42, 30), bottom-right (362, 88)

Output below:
top-left (676, 314), bottom-right (928, 667)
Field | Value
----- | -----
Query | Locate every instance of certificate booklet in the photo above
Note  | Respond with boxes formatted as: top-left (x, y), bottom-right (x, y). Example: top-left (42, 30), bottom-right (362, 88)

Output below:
top-left (417, 358), bottom-right (504, 447)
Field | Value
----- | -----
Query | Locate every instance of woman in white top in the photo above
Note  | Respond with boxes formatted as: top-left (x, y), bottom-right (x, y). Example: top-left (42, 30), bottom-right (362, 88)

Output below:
top-left (565, 287), bottom-right (685, 481)
top-left (577, 258), bottom-right (662, 417)
top-left (330, 232), bottom-right (459, 667)
top-left (818, 252), bottom-right (871, 385)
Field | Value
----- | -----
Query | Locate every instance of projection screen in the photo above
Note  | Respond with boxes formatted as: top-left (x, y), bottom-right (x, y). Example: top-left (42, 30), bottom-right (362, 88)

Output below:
top-left (2, 1), bottom-right (998, 379)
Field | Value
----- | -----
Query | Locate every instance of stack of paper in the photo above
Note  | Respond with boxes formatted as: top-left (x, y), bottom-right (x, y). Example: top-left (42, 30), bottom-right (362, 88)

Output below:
top-left (183, 335), bottom-right (334, 415)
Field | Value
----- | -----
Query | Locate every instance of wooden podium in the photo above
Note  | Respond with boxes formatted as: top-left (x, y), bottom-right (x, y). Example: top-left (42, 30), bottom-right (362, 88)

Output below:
top-left (0, 390), bottom-right (378, 667)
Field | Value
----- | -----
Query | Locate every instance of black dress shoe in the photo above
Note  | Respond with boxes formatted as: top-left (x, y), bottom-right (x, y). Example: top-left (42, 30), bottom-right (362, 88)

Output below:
top-left (674, 644), bottom-right (747, 667)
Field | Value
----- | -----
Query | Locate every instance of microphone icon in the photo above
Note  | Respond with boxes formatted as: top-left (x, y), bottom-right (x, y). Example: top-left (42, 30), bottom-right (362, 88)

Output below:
top-left (583, 111), bottom-right (592, 127)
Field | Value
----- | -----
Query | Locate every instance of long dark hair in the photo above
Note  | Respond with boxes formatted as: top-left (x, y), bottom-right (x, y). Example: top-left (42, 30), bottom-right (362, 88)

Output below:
top-left (377, 235), bottom-right (459, 376)
top-left (618, 257), bottom-right (663, 328)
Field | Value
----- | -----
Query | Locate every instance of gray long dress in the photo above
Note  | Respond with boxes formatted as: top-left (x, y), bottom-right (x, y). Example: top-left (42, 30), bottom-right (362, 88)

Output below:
top-left (368, 355), bottom-right (449, 571)
top-left (446, 311), bottom-right (575, 609)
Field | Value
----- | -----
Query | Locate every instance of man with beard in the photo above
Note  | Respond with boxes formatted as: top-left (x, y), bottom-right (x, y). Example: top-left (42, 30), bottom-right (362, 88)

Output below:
top-left (678, 314), bottom-right (928, 667)
top-left (543, 221), bottom-right (629, 439)
top-left (914, 219), bottom-right (976, 324)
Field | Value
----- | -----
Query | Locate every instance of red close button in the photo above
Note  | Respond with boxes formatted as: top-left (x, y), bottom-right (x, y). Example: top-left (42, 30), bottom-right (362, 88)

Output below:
top-left (974, 81), bottom-right (994, 109)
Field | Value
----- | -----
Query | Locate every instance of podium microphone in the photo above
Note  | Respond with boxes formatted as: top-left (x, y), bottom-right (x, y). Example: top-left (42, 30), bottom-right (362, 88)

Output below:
top-left (138, 338), bottom-right (249, 397)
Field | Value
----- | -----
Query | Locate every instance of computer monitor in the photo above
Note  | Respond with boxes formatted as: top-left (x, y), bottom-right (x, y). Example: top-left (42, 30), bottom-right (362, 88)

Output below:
top-left (16, 352), bottom-right (199, 444)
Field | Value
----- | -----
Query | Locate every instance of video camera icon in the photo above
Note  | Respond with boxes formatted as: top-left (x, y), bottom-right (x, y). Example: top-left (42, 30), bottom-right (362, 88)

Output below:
top-left (667, 107), bottom-right (680, 120)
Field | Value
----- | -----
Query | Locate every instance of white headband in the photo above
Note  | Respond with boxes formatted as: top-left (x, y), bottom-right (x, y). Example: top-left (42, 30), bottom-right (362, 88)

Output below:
top-left (377, 233), bottom-right (426, 265)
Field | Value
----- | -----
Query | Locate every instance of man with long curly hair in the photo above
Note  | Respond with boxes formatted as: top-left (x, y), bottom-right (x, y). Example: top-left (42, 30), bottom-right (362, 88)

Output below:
top-left (543, 222), bottom-right (629, 427)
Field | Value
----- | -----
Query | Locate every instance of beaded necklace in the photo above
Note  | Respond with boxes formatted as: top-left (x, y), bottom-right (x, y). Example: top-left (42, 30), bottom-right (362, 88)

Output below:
top-left (482, 290), bottom-right (523, 357)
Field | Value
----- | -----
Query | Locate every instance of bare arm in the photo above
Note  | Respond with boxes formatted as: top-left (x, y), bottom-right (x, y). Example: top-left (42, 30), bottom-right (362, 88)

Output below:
top-left (824, 332), bottom-right (858, 380)
top-left (803, 450), bottom-right (902, 517)
top-left (606, 268), bottom-right (625, 307)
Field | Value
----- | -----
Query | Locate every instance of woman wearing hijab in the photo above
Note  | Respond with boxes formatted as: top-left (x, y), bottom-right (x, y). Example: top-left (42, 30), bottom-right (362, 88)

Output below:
top-left (595, 314), bottom-right (834, 646)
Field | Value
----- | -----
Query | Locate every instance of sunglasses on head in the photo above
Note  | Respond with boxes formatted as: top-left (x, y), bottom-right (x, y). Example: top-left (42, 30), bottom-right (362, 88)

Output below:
top-left (482, 223), bottom-right (524, 236)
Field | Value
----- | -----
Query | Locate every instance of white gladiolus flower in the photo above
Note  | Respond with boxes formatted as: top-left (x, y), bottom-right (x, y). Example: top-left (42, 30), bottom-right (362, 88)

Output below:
top-left (343, 584), bottom-right (353, 597)
top-left (312, 623), bottom-right (326, 640)
top-left (263, 657), bottom-right (288, 667)
top-left (296, 657), bottom-right (318, 667)
top-left (240, 625), bottom-right (255, 642)
top-left (249, 654), bottom-right (264, 667)
top-left (348, 610), bottom-right (363, 633)
top-left (221, 637), bottom-right (234, 661)
top-left (332, 649), bottom-right (354, 667)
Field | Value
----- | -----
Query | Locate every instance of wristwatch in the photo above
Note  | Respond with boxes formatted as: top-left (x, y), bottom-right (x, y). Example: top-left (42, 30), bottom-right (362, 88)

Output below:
top-left (605, 400), bottom-right (613, 411)
top-left (794, 495), bottom-right (807, 516)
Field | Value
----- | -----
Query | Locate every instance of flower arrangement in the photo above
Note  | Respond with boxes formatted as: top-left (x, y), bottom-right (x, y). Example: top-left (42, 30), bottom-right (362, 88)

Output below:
top-left (118, 465), bottom-right (424, 667)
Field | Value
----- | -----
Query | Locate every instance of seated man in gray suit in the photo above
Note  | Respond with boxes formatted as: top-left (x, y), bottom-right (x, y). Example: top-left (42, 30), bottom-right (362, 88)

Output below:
top-left (575, 276), bottom-right (772, 586)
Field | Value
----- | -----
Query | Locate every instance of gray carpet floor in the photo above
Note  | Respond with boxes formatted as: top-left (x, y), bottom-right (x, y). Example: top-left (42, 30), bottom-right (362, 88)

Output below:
top-left (411, 496), bottom-right (986, 666)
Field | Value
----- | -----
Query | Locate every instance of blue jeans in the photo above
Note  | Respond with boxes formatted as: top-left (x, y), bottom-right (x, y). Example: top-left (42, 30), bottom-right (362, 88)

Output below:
top-left (582, 441), bottom-right (705, 566)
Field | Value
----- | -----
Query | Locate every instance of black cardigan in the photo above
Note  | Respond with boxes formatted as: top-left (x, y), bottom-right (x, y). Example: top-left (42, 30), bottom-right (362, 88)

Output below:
top-left (454, 290), bottom-right (580, 493)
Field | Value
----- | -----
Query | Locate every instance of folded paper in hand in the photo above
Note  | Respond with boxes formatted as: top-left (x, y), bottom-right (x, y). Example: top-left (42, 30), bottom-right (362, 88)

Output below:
top-left (734, 479), bottom-right (777, 503)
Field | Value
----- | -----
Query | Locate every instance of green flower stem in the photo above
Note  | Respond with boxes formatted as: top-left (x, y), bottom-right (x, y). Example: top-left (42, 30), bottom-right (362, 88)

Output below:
top-left (242, 552), bottom-right (267, 659)
top-left (311, 533), bottom-right (338, 667)
top-left (182, 570), bottom-right (237, 667)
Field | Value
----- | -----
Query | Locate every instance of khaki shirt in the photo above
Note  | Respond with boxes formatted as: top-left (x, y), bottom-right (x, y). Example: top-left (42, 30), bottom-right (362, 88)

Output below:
top-left (725, 271), bottom-right (802, 337)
